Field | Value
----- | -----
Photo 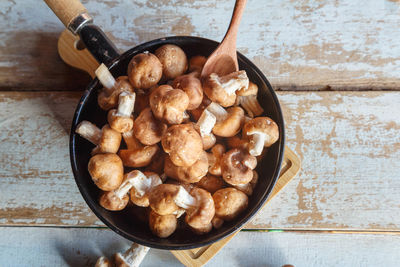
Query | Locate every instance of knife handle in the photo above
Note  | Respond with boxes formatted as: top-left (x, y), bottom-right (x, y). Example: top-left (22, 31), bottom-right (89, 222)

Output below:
top-left (44, 0), bottom-right (88, 30)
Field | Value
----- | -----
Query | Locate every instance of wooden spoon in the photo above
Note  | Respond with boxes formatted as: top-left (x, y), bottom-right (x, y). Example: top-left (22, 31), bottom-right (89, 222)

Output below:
top-left (201, 0), bottom-right (247, 78)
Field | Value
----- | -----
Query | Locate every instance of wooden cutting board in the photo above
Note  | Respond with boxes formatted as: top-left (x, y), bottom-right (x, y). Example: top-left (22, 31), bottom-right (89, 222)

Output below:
top-left (57, 29), bottom-right (301, 266)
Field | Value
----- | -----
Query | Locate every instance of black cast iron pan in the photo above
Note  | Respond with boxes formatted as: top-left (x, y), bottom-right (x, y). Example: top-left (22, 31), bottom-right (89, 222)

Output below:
top-left (45, 0), bottom-right (285, 250)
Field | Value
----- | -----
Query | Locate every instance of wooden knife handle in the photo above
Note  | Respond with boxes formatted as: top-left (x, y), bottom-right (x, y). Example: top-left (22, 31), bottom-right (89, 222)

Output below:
top-left (44, 0), bottom-right (87, 28)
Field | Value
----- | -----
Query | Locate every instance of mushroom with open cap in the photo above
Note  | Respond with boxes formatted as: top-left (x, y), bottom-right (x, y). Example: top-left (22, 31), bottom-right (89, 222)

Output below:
top-left (127, 52), bottom-right (163, 90)
top-left (129, 171), bottom-right (162, 207)
top-left (161, 123), bottom-right (203, 167)
top-left (114, 243), bottom-right (150, 267)
top-left (149, 210), bottom-right (178, 238)
top-left (195, 109), bottom-right (217, 150)
top-left (242, 117), bottom-right (279, 156)
top-left (221, 148), bottom-right (257, 186)
top-left (172, 73), bottom-right (203, 110)
top-left (188, 55), bottom-right (207, 76)
top-left (203, 70), bottom-right (249, 107)
top-left (235, 81), bottom-right (264, 118)
top-left (196, 174), bottom-right (225, 194)
top-left (149, 85), bottom-right (189, 125)
top-left (107, 91), bottom-right (136, 133)
top-left (213, 187), bottom-right (249, 221)
top-left (155, 44), bottom-right (188, 80)
top-left (133, 107), bottom-right (167, 146)
top-left (95, 63), bottom-right (134, 111)
top-left (75, 121), bottom-right (122, 154)
top-left (88, 153), bottom-right (124, 191)
top-left (206, 102), bottom-right (245, 137)
top-left (207, 144), bottom-right (226, 176)
top-left (164, 150), bottom-right (209, 183)
top-left (118, 129), bottom-right (159, 168)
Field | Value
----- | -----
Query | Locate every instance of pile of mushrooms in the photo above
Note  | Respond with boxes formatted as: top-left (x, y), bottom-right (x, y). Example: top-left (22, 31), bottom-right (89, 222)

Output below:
top-left (76, 44), bottom-right (279, 241)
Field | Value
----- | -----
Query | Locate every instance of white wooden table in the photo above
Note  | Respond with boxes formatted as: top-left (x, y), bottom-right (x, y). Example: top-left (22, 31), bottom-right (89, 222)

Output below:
top-left (1, 0), bottom-right (400, 266)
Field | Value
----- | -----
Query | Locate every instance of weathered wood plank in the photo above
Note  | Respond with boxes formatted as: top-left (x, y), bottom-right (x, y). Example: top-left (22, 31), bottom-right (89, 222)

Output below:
top-left (1, 0), bottom-right (400, 90)
top-left (1, 227), bottom-right (400, 267)
top-left (0, 91), bottom-right (399, 231)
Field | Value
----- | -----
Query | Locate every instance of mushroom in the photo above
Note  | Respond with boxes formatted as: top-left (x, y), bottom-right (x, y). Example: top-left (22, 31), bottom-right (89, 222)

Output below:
top-left (164, 150), bottom-right (208, 183)
top-left (206, 102), bottom-right (245, 137)
top-left (189, 96), bottom-right (212, 121)
top-left (194, 109), bottom-right (217, 150)
top-left (161, 123), bottom-right (203, 167)
top-left (118, 129), bottom-right (159, 167)
top-left (191, 222), bottom-right (212, 235)
top-left (75, 121), bottom-right (121, 154)
top-left (145, 150), bottom-right (166, 174)
top-left (203, 70), bottom-right (249, 107)
top-left (88, 153), bottom-right (124, 191)
top-left (172, 73), bottom-right (203, 110)
top-left (99, 189), bottom-right (129, 211)
top-left (114, 243), bottom-right (150, 267)
top-left (107, 91), bottom-right (136, 133)
top-left (234, 170), bottom-right (259, 196)
top-left (94, 256), bottom-right (111, 267)
top-left (221, 148), bottom-right (257, 185)
top-left (207, 144), bottom-right (226, 176)
top-left (188, 55), bottom-right (207, 76)
top-left (148, 184), bottom-right (182, 215)
top-left (133, 89), bottom-right (150, 116)
top-left (149, 210), bottom-right (177, 238)
top-left (183, 187), bottom-right (215, 231)
top-left (127, 52), bottom-right (163, 89)
top-left (226, 134), bottom-right (249, 150)
top-left (235, 81), bottom-right (264, 117)
top-left (95, 63), bottom-right (134, 110)
top-left (155, 44), bottom-right (188, 80)
top-left (128, 171), bottom-right (162, 207)
top-left (213, 187), bottom-right (248, 221)
top-left (133, 107), bottom-right (167, 146)
top-left (196, 174), bottom-right (225, 194)
top-left (242, 117), bottom-right (279, 156)
top-left (149, 85), bottom-right (189, 124)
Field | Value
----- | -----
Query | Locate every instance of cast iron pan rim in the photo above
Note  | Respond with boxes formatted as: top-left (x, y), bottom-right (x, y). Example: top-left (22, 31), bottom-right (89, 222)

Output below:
top-left (69, 35), bottom-right (285, 250)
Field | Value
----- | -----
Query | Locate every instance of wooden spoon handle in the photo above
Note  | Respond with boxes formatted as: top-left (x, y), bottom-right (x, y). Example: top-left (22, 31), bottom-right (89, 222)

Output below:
top-left (44, 0), bottom-right (87, 28)
top-left (223, 0), bottom-right (247, 44)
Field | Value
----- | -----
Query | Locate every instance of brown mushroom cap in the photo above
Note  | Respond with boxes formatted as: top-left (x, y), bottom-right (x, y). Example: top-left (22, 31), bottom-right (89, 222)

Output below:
top-left (161, 123), bottom-right (203, 167)
top-left (234, 170), bottom-right (259, 196)
top-left (212, 106), bottom-right (245, 137)
top-left (149, 85), bottom-right (189, 125)
top-left (127, 52), bottom-right (162, 89)
top-left (145, 150), bottom-right (166, 174)
top-left (92, 125), bottom-right (121, 154)
top-left (149, 210), bottom-right (177, 238)
top-left (119, 145), bottom-right (159, 168)
top-left (133, 108), bottom-right (167, 145)
top-left (88, 153), bottom-right (124, 191)
top-left (107, 110), bottom-right (134, 133)
top-left (196, 174), bottom-right (225, 194)
top-left (203, 73), bottom-right (237, 107)
top-left (148, 184), bottom-right (181, 215)
top-left (190, 222), bottom-right (212, 235)
top-left (98, 76), bottom-right (134, 110)
top-left (185, 187), bottom-right (215, 229)
top-left (164, 150), bottom-right (208, 183)
top-left (189, 96), bottom-right (212, 121)
top-left (207, 144), bottom-right (226, 176)
top-left (226, 135), bottom-right (249, 150)
top-left (155, 44), bottom-right (188, 80)
top-left (188, 55), bottom-right (207, 75)
top-left (213, 187), bottom-right (248, 221)
top-left (242, 117), bottom-right (279, 147)
top-left (221, 148), bottom-right (257, 185)
top-left (172, 74), bottom-right (203, 110)
top-left (236, 81), bottom-right (258, 96)
top-left (130, 171), bottom-right (162, 207)
top-left (99, 190), bottom-right (129, 211)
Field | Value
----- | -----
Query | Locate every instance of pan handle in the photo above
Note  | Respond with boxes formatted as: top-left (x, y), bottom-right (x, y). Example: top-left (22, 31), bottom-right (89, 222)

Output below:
top-left (44, 0), bottom-right (120, 64)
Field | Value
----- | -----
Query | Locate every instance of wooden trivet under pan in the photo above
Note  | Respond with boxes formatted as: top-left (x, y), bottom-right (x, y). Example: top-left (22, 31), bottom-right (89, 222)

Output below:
top-left (57, 30), bottom-right (301, 267)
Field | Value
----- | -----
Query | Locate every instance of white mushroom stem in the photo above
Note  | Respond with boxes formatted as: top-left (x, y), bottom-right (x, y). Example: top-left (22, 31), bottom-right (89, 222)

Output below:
top-left (218, 70), bottom-right (249, 95)
top-left (238, 95), bottom-right (264, 118)
top-left (116, 91), bottom-right (136, 117)
top-left (175, 186), bottom-right (197, 210)
top-left (206, 102), bottom-right (228, 122)
top-left (75, 121), bottom-right (102, 145)
top-left (95, 256), bottom-right (111, 267)
top-left (173, 208), bottom-right (186, 218)
top-left (247, 131), bottom-right (267, 156)
top-left (126, 170), bottom-right (162, 199)
top-left (95, 63), bottom-right (116, 90)
top-left (115, 243), bottom-right (150, 267)
top-left (196, 109), bottom-right (216, 136)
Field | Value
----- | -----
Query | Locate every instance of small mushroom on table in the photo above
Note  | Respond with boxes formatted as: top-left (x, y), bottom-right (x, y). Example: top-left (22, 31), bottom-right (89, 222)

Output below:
top-left (206, 102), bottom-right (245, 137)
top-left (88, 153), bottom-right (124, 191)
top-left (221, 148), bottom-right (257, 186)
top-left (95, 63), bottom-right (134, 111)
top-left (155, 44), bottom-right (188, 80)
top-left (203, 70), bottom-right (249, 107)
top-left (107, 91), bottom-right (136, 133)
top-left (242, 116), bottom-right (279, 156)
top-left (75, 121), bottom-right (121, 154)
top-left (149, 85), bottom-right (189, 125)
top-left (118, 129), bottom-right (159, 168)
top-left (133, 107), bottom-right (167, 146)
top-left (127, 52), bottom-right (163, 90)
top-left (114, 243), bottom-right (150, 267)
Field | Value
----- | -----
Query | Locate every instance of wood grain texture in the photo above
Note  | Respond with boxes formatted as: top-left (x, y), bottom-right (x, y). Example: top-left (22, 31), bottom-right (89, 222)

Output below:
top-left (1, 227), bottom-right (400, 267)
top-left (0, 91), bottom-right (399, 231)
top-left (1, 0), bottom-right (400, 90)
